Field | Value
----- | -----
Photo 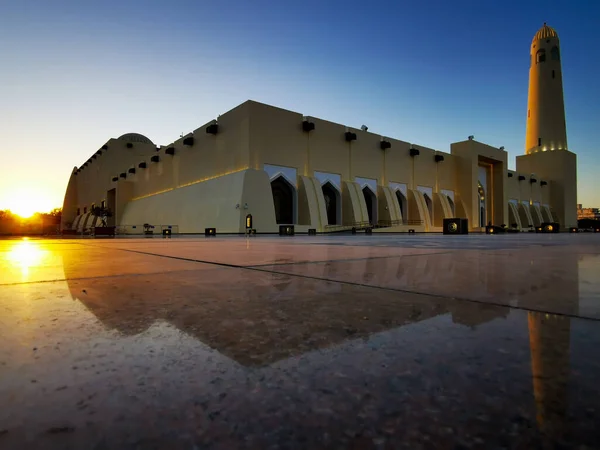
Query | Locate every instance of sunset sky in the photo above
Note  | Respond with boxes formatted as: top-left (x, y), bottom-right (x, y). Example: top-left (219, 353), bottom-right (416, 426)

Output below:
top-left (1, 0), bottom-right (598, 213)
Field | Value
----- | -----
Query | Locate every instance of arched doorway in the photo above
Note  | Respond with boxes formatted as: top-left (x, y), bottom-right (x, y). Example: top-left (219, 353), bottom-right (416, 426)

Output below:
top-left (395, 190), bottom-right (407, 223)
top-left (271, 176), bottom-right (295, 224)
top-left (322, 182), bottom-right (340, 225)
top-left (423, 193), bottom-right (433, 223)
top-left (446, 196), bottom-right (455, 217)
top-left (518, 203), bottom-right (532, 229)
top-left (362, 187), bottom-right (377, 225)
top-left (541, 207), bottom-right (551, 223)
top-left (478, 182), bottom-right (486, 227)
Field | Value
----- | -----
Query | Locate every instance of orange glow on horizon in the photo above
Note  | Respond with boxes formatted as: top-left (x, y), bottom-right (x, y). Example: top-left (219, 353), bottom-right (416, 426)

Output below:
top-left (0, 187), bottom-right (57, 218)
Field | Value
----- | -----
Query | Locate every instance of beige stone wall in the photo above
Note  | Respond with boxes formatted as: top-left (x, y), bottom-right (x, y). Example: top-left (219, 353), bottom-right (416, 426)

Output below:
top-left (516, 150), bottom-right (577, 228)
top-left (62, 99), bottom-right (574, 234)
top-left (73, 138), bottom-right (157, 216)
top-left (120, 169), bottom-right (277, 234)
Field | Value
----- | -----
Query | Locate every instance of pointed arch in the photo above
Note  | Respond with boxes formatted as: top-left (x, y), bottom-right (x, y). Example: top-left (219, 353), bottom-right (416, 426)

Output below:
top-left (541, 206), bottom-right (551, 223)
top-left (362, 186), bottom-right (377, 225)
top-left (271, 175), bottom-right (296, 224)
top-left (446, 196), bottom-right (455, 217)
top-left (423, 193), bottom-right (433, 224)
top-left (395, 190), bottom-right (408, 223)
top-left (322, 181), bottom-right (341, 225)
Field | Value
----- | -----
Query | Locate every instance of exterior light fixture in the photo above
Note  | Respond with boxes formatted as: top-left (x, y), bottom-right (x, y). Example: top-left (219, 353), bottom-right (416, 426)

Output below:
top-left (302, 116), bottom-right (315, 132)
top-left (206, 121), bottom-right (219, 135)
top-left (345, 131), bottom-right (357, 142)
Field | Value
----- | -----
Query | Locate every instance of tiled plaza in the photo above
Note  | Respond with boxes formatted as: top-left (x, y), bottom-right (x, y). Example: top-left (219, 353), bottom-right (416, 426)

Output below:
top-left (1, 234), bottom-right (599, 448)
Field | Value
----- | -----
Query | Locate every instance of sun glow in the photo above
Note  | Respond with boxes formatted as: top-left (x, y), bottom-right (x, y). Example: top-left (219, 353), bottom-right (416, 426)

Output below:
top-left (1, 188), bottom-right (56, 218)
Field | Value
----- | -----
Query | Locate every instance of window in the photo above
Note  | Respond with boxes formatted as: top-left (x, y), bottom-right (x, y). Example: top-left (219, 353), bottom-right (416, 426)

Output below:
top-left (552, 70), bottom-right (555, 79)
top-left (536, 49), bottom-right (546, 63)
top-left (551, 46), bottom-right (560, 61)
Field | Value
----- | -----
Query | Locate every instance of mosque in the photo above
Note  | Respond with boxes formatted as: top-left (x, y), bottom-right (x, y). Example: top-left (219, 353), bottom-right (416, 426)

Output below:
top-left (61, 24), bottom-right (577, 234)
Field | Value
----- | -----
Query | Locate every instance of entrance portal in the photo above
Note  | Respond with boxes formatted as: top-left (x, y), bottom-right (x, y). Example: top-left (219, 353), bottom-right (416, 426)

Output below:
top-left (322, 182), bottom-right (340, 225)
top-left (362, 187), bottom-right (376, 225)
top-left (478, 182), bottom-right (486, 227)
top-left (423, 193), bottom-right (433, 223)
top-left (271, 176), bottom-right (295, 224)
top-left (395, 190), bottom-right (407, 223)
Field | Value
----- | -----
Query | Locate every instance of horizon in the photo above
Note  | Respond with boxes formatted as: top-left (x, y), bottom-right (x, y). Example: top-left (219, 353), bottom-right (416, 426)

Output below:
top-left (1, 0), bottom-right (599, 212)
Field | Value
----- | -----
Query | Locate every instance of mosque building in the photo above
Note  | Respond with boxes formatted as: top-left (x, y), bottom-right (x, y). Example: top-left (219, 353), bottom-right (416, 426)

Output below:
top-left (61, 24), bottom-right (577, 234)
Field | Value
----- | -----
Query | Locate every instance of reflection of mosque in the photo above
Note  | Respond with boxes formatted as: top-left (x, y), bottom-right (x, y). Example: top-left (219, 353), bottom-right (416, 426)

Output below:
top-left (62, 251), bottom-right (579, 440)
top-left (62, 254), bottom-right (507, 366)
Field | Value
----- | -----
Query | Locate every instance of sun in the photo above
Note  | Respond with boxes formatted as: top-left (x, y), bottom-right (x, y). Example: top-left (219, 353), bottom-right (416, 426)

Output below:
top-left (2, 188), bottom-right (56, 219)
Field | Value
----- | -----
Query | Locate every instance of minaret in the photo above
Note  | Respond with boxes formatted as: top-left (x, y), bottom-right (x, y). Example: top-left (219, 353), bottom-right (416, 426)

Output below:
top-left (525, 23), bottom-right (568, 154)
top-left (517, 23), bottom-right (577, 229)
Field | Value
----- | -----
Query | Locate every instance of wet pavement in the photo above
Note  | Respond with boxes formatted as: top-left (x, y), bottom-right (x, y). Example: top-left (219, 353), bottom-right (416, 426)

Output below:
top-left (1, 234), bottom-right (600, 449)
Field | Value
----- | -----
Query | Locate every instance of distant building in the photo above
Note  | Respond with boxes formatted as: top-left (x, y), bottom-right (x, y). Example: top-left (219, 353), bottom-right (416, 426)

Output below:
top-left (577, 204), bottom-right (600, 220)
top-left (61, 24), bottom-right (577, 234)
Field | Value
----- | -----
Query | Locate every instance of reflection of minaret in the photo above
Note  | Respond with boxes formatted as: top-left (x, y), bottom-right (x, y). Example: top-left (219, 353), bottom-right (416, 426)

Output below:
top-left (526, 244), bottom-right (579, 440)
top-left (528, 312), bottom-right (571, 440)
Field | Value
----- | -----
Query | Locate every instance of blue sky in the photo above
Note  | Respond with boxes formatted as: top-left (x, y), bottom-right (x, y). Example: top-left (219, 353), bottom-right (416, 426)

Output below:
top-left (0, 0), bottom-right (598, 211)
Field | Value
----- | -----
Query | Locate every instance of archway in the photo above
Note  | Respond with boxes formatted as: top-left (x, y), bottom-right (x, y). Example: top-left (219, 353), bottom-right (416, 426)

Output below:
top-left (447, 196), bottom-right (455, 217)
top-left (530, 205), bottom-right (542, 227)
top-left (395, 190), bottom-right (407, 223)
top-left (322, 182), bottom-right (341, 225)
top-left (508, 203), bottom-right (521, 229)
top-left (518, 203), bottom-right (532, 229)
top-left (271, 176), bottom-right (295, 224)
top-left (478, 182), bottom-right (486, 227)
top-left (423, 193), bottom-right (433, 223)
top-left (362, 187), bottom-right (377, 225)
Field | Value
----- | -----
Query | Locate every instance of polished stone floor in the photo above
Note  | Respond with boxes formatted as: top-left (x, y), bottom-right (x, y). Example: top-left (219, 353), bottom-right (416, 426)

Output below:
top-left (1, 234), bottom-right (600, 449)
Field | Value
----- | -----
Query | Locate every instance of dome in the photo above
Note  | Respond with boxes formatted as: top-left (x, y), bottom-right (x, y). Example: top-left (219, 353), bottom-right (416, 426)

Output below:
top-left (533, 23), bottom-right (558, 43)
top-left (117, 133), bottom-right (154, 145)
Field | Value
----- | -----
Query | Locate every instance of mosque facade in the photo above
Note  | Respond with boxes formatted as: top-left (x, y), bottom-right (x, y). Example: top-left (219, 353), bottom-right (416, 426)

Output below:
top-left (61, 24), bottom-right (577, 234)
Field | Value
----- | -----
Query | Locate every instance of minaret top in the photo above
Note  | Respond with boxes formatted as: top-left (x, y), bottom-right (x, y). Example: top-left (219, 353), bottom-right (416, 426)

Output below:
top-left (533, 23), bottom-right (559, 43)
